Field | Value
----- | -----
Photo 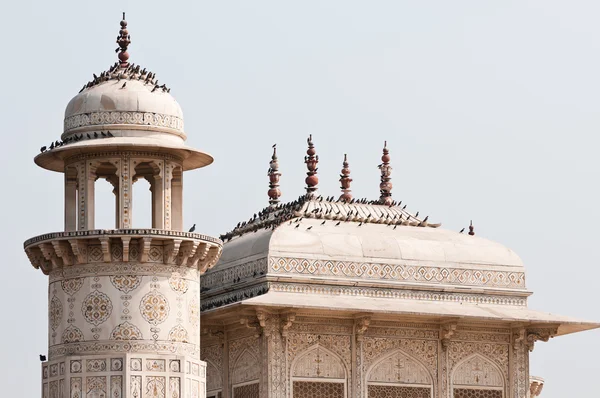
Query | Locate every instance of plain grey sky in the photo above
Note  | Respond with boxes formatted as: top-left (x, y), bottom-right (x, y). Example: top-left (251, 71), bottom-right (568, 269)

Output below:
top-left (1, 1), bottom-right (598, 396)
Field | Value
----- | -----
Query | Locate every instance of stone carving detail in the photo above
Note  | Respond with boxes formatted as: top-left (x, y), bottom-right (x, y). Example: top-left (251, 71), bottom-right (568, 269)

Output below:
top-left (140, 291), bottom-right (170, 325)
top-left (147, 359), bottom-right (166, 372)
top-left (131, 376), bottom-right (142, 397)
top-left (169, 377), bottom-right (180, 398)
top-left (232, 349), bottom-right (260, 385)
top-left (82, 291), bottom-right (113, 326)
top-left (145, 376), bottom-right (166, 398)
top-left (61, 278), bottom-right (84, 296)
top-left (363, 337), bottom-right (438, 377)
top-left (111, 322), bottom-right (143, 340)
top-left (49, 296), bottom-right (63, 331)
top-left (453, 354), bottom-right (503, 387)
top-left (86, 359), bottom-right (107, 372)
top-left (110, 275), bottom-right (142, 293)
top-left (70, 377), bottom-right (82, 398)
top-left (206, 361), bottom-right (223, 392)
top-left (269, 257), bottom-right (526, 289)
top-left (293, 344), bottom-right (346, 379)
top-left (188, 299), bottom-right (200, 328)
top-left (168, 324), bottom-right (189, 343)
top-left (50, 340), bottom-right (198, 359)
top-left (62, 325), bottom-right (85, 343)
top-left (293, 381), bottom-right (345, 398)
top-left (169, 276), bottom-right (189, 294)
top-left (201, 258), bottom-right (268, 289)
top-left (367, 350), bottom-right (432, 385)
top-left (287, 333), bottom-right (352, 371)
top-left (111, 376), bottom-right (123, 398)
top-left (232, 383), bottom-right (259, 398)
top-left (368, 385), bottom-right (431, 398)
top-left (86, 376), bottom-right (107, 397)
top-left (447, 342), bottom-right (509, 379)
top-left (64, 111), bottom-right (185, 134)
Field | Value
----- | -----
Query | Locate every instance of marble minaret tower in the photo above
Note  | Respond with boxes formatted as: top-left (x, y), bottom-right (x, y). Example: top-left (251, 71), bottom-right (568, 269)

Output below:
top-left (24, 14), bottom-right (222, 398)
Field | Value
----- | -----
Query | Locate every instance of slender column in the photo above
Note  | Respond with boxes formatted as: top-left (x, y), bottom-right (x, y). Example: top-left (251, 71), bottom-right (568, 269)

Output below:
top-left (172, 167), bottom-right (183, 231)
top-left (119, 153), bottom-right (132, 229)
top-left (64, 170), bottom-right (77, 231)
top-left (153, 175), bottom-right (164, 229)
top-left (223, 332), bottom-right (230, 398)
top-left (77, 161), bottom-right (97, 230)
top-left (163, 162), bottom-right (175, 230)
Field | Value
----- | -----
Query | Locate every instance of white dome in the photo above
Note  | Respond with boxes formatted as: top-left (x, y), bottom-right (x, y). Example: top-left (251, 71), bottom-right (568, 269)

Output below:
top-left (63, 79), bottom-right (185, 140)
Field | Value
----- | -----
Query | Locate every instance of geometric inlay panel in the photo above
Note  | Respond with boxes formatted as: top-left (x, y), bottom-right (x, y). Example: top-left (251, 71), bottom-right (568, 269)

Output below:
top-left (293, 382), bottom-right (344, 398)
top-left (232, 383), bottom-right (259, 398)
top-left (368, 385), bottom-right (431, 398)
top-left (453, 389), bottom-right (503, 398)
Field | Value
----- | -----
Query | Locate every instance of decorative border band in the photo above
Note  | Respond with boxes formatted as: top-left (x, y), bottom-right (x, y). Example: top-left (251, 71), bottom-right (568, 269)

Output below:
top-left (64, 111), bottom-right (184, 133)
top-left (269, 257), bottom-right (526, 289)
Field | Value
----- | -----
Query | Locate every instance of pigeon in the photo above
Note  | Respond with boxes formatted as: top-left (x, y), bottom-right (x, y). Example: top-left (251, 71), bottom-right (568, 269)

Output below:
top-left (40, 146), bottom-right (46, 153)
top-left (121, 82), bottom-right (127, 89)
top-left (101, 131), bottom-right (106, 137)
top-left (459, 228), bottom-right (465, 234)
top-left (107, 131), bottom-right (113, 137)
top-left (335, 221), bottom-right (341, 226)
top-left (94, 132), bottom-right (98, 138)
top-left (188, 224), bottom-right (196, 232)
top-left (39, 355), bottom-right (46, 362)
top-left (307, 226), bottom-right (313, 230)
top-left (320, 221), bottom-right (326, 225)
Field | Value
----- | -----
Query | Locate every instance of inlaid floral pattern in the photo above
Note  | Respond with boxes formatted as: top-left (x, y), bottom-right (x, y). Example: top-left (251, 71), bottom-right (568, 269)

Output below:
top-left (168, 325), bottom-right (189, 343)
top-left (62, 325), bottom-right (84, 343)
top-left (82, 291), bottom-right (113, 326)
top-left (49, 296), bottom-right (63, 331)
top-left (168, 276), bottom-right (188, 294)
top-left (110, 275), bottom-right (142, 293)
top-left (111, 322), bottom-right (143, 340)
top-left (61, 278), bottom-right (84, 296)
top-left (140, 291), bottom-right (170, 325)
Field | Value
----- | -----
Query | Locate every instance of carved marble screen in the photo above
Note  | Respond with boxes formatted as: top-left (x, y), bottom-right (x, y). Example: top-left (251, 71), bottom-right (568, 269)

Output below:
top-left (366, 349), bottom-right (433, 398)
top-left (291, 344), bottom-right (346, 398)
top-left (232, 382), bottom-right (259, 398)
top-left (452, 354), bottom-right (504, 398)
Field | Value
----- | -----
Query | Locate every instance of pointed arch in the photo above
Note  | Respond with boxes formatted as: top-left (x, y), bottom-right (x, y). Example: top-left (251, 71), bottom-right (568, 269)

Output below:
top-left (205, 359), bottom-right (222, 393)
top-left (291, 343), bottom-right (347, 398)
top-left (231, 348), bottom-right (260, 385)
top-left (452, 353), bottom-right (505, 388)
top-left (366, 348), bottom-right (433, 385)
top-left (291, 343), bottom-right (347, 379)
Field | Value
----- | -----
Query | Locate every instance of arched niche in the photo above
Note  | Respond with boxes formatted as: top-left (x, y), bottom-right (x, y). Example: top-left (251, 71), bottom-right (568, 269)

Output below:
top-left (132, 160), bottom-right (163, 228)
top-left (366, 349), bottom-right (433, 398)
top-left (94, 162), bottom-right (119, 229)
top-left (231, 349), bottom-right (260, 386)
top-left (291, 344), bottom-right (347, 398)
top-left (205, 359), bottom-right (222, 397)
top-left (451, 354), bottom-right (505, 398)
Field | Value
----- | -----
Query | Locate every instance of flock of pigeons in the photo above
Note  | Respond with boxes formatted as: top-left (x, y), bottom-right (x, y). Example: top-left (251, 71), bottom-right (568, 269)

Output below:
top-left (218, 194), bottom-right (431, 242)
top-left (39, 131), bottom-right (114, 153)
top-left (79, 61), bottom-right (170, 94)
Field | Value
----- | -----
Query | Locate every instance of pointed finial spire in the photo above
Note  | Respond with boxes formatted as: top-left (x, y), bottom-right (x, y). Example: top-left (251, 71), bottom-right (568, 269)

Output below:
top-left (116, 12), bottom-right (131, 68)
top-left (468, 220), bottom-right (475, 236)
top-left (268, 144), bottom-right (282, 206)
top-left (304, 135), bottom-right (319, 197)
top-left (378, 141), bottom-right (393, 205)
top-left (339, 154), bottom-right (353, 202)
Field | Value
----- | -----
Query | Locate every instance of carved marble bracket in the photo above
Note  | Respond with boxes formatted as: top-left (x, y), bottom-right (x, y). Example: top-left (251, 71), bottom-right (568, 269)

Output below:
top-left (98, 237), bottom-right (111, 262)
top-left (51, 240), bottom-right (73, 266)
top-left (441, 322), bottom-right (458, 350)
top-left (121, 237), bottom-right (131, 262)
top-left (139, 237), bottom-right (153, 263)
top-left (68, 239), bottom-right (88, 264)
top-left (355, 315), bottom-right (372, 342)
top-left (281, 312), bottom-right (296, 337)
top-left (526, 327), bottom-right (558, 352)
top-left (165, 239), bottom-right (183, 264)
top-left (240, 316), bottom-right (262, 338)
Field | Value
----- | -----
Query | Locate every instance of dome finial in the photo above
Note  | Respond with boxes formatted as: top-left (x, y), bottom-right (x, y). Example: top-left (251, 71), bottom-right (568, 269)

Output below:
top-left (116, 12), bottom-right (131, 68)
top-left (468, 220), bottom-right (475, 236)
top-left (268, 144), bottom-right (282, 206)
top-left (339, 154), bottom-right (353, 202)
top-left (304, 134), bottom-right (319, 197)
top-left (378, 141), bottom-right (393, 205)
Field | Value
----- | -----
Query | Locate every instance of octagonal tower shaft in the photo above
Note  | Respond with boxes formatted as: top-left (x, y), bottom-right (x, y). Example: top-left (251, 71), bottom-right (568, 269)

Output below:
top-left (24, 14), bottom-right (222, 398)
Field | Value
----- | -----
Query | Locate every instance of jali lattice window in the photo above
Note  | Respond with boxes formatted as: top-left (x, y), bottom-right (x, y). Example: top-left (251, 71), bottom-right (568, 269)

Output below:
top-left (233, 383), bottom-right (259, 398)
top-left (293, 381), bottom-right (344, 398)
top-left (453, 388), bottom-right (502, 398)
top-left (368, 385), bottom-right (431, 398)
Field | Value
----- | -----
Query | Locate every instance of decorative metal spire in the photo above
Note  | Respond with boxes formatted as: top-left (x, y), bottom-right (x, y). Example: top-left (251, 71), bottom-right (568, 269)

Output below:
top-left (268, 144), bottom-right (282, 206)
top-left (468, 220), bottom-right (475, 236)
top-left (378, 141), bottom-right (393, 205)
top-left (339, 154), bottom-right (353, 202)
top-left (304, 135), bottom-right (319, 196)
top-left (116, 12), bottom-right (131, 68)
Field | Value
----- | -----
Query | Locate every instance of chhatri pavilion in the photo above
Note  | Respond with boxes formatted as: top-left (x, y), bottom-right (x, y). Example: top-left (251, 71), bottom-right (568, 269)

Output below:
top-left (23, 14), bottom-right (597, 398)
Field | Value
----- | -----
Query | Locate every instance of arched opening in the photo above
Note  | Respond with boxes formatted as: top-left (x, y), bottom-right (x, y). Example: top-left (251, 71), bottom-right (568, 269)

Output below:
top-left (64, 166), bottom-right (78, 231)
top-left (94, 162), bottom-right (119, 230)
top-left (171, 166), bottom-right (183, 231)
top-left (291, 344), bottom-right (347, 398)
top-left (231, 349), bottom-right (259, 398)
top-left (451, 354), bottom-right (505, 398)
top-left (133, 161), bottom-right (162, 229)
top-left (366, 349), bottom-right (433, 398)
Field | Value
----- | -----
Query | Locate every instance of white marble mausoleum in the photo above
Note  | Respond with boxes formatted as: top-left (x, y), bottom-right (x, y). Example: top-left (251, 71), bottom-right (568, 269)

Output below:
top-left (23, 14), bottom-right (598, 398)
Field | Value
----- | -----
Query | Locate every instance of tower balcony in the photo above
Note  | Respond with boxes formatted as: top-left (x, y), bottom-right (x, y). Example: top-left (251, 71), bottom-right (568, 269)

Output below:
top-left (24, 228), bottom-right (223, 275)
